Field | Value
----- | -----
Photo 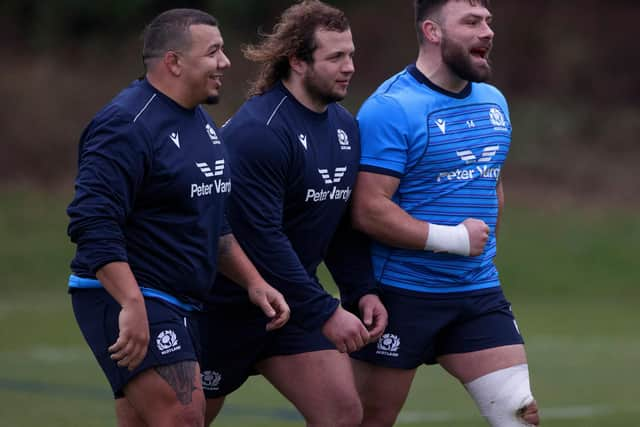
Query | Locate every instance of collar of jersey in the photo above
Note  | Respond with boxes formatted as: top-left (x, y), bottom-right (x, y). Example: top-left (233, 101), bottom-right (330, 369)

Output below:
top-left (139, 77), bottom-right (198, 115)
top-left (276, 81), bottom-right (330, 121)
top-left (406, 64), bottom-right (472, 99)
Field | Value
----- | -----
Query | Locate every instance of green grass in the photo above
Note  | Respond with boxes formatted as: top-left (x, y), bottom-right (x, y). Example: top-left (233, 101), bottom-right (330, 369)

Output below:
top-left (1, 189), bottom-right (638, 426)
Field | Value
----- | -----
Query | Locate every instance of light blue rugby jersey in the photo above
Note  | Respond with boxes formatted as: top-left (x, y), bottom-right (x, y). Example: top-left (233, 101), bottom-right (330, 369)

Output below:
top-left (358, 64), bottom-right (511, 293)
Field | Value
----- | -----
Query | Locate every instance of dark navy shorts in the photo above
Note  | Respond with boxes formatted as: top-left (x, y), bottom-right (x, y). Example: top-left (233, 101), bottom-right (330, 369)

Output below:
top-left (351, 286), bottom-right (524, 368)
top-left (194, 304), bottom-right (335, 398)
top-left (71, 288), bottom-right (200, 398)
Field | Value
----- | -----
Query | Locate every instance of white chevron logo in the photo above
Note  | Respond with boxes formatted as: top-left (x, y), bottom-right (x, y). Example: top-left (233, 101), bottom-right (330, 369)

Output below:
top-left (318, 166), bottom-right (347, 184)
top-left (456, 145), bottom-right (500, 164)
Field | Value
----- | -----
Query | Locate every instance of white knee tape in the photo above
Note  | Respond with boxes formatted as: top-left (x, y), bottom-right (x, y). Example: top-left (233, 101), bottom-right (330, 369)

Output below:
top-left (464, 364), bottom-right (535, 427)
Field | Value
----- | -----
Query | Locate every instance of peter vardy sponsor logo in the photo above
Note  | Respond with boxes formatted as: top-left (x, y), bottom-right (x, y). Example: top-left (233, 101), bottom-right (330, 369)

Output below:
top-left (305, 166), bottom-right (352, 202)
top-left (191, 160), bottom-right (231, 198)
top-left (305, 186), bottom-right (352, 202)
top-left (436, 145), bottom-right (501, 183)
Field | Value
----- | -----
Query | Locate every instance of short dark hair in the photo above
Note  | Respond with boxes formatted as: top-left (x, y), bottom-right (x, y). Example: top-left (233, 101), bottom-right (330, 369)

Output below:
top-left (414, 0), bottom-right (490, 43)
top-left (142, 8), bottom-right (218, 67)
top-left (243, 0), bottom-right (350, 97)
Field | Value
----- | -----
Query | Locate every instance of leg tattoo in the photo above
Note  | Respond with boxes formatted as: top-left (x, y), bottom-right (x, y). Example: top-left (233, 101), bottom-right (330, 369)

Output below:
top-left (155, 361), bottom-right (198, 405)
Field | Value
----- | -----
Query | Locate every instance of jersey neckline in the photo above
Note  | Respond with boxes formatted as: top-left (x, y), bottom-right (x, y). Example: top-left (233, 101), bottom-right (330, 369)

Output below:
top-left (406, 64), bottom-right (472, 99)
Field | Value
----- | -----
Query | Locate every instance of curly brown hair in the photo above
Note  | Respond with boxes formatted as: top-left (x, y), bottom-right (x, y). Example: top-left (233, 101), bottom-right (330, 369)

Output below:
top-left (243, 0), bottom-right (350, 97)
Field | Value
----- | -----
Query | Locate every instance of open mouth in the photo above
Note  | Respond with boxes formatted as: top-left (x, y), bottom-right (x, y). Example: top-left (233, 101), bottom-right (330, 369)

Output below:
top-left (470, 47), bottom-right (490, 60)
top-left (209, 75), bottom-right (223, 87)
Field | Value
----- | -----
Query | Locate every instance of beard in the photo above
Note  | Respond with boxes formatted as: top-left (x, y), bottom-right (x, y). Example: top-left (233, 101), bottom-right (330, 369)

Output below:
top-left (441, 34), bottom-right (492, 83)
top-left (204, 95), bottom-right (219, 105)
top-left (302, 67), bottom-right (345, 106)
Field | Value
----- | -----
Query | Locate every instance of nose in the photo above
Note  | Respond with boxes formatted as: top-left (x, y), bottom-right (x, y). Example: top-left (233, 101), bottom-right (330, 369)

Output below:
top-left (480, 21), bottom-right (494, 40)
top-left (218, 51), bottom-right (231, 69)
top-left (342, 55), bottom-right (355, 74)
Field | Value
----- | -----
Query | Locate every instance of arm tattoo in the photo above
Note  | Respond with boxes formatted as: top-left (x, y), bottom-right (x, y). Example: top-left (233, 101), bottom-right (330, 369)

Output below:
top-left (154, 361), bottom-right (199, 405)
top-left (217, 234), bottom-right (235, 260)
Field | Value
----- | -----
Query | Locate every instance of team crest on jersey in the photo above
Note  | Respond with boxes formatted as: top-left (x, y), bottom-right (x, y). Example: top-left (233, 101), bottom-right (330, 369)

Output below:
top-left (337, 129), bottom-right (351, 150)
top-left (489, 108), bottom-right (507, 131)
top-left (376, 333), bottom-right (400, 357)
top-left (205, 123), bottom-right (221, 144)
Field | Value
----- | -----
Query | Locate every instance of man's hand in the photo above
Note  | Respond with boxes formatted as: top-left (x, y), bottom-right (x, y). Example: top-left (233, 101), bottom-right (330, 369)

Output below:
top-left (461, 218), bottom-right (490, 256)
top-left (322, 306), bottom-right (370, 353)
top-left (247, 282), bottom-right (290, 331)
top-left (108, 299), bottom-right (149, 371)
top-left (358, 294), bottom-right (388, 343)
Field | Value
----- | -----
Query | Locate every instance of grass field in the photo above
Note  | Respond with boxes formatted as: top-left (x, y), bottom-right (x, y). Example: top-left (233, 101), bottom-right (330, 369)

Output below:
top-left (1, 189), bottom-right (639, 426)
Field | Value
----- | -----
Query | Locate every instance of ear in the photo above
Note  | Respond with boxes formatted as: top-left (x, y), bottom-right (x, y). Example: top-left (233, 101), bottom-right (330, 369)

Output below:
top-left (422, 19), bottom-right (441, 44)
top-left (289, 55), bottom-right (307, 76)
top-left (164, 51), bottom-right (182, 77)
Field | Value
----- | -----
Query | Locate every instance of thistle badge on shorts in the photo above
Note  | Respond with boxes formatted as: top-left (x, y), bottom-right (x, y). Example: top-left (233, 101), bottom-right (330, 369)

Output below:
top-left (156, 330), bottom-right (181, 355)
top-left (201, 370), bottom-right (222, 391)
top-left (376, 333), bottom-right (400, 357)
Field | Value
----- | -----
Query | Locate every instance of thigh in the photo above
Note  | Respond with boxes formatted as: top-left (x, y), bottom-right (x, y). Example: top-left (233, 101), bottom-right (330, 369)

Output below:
top-left (256, 350), bottom-right (360, 421)
top-left (194, 306), bottom-right (269, 398)
top-left (352, 358), bottom-right (416, 419)
top-left (437, 291), bottom-right (527, 383)
top-left (351, 288), bottom-right (456, 368)
top-left (439, 344), bottom-right (528, 384)
top-left (124, 361), bottom-right (205, 427)
top-left (72, 289), bottom-right (199, 397)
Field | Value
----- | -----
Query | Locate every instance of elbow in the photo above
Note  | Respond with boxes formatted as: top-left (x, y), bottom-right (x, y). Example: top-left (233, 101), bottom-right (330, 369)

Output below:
top-left (351, 201), bottom-right (375, 235)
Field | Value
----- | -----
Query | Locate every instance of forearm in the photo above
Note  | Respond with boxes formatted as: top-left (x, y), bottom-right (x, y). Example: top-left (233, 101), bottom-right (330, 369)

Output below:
top-left (217, 233), bottom-right (266, 290)
top-left (95, 261), bottom-right (144, 307)
top-left (353, 195), bottom-right (428, 250)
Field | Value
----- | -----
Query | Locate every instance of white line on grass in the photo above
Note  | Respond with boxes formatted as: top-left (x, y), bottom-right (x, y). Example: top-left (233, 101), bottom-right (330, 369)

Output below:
top-left (397, 405), bottom-right (616, 424)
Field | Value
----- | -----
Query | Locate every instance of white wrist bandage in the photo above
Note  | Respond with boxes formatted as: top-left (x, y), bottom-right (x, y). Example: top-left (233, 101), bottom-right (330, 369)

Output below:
top-left (424, 223), bottom-right (470, 256)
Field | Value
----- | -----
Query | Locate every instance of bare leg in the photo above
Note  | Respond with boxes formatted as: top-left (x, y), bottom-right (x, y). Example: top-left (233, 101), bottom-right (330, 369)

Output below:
top-left (351, 358), bottom-right (416, 427)
top-left (204, 396), bottom-right (225, 426)
top-left (439, 345), bottom-right (539, 426)
top-left (115, 398), bottom-right (147, 427)
top-left (256, 350), bottom-right (362, 427)
top-left (123, 361), bottom-right (206, 427)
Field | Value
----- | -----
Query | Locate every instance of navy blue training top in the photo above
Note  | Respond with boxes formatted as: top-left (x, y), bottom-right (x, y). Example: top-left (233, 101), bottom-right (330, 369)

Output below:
top-left (209, 82), bottom-right (377, 330)
top-left (67, 78), bottom-right (231, 307)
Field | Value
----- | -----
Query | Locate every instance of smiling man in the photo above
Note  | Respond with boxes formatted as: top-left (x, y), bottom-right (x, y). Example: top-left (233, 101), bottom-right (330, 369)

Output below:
top-left (350, 1), bottom-right (540, 426)
top-left (194, 1), bottom-right (387, 425)
top-left (67, 9), bottom-right (289, 426)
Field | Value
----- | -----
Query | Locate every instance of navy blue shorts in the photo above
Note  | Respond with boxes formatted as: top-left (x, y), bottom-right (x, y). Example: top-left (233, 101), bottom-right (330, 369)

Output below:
top-left (194, 303), bottom-right (335, 398)
top-left (351, 286), bottom-right (524, 368)
top-left (71, 288), bottom-right (200, 398)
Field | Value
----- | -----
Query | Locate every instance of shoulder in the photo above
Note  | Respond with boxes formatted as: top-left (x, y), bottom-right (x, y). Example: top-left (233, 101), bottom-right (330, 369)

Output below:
top-left (221, 107), bottom-right (290, 156)
top-left (473, 82), bottom-right (508, 105)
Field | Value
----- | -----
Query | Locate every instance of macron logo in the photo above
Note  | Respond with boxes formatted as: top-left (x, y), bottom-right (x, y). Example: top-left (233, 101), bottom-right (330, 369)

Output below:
top-left (169, 132), bottom-right (180, 148)
top-left (318, 166), bottom-right (347, 184)
top-left (298, 134), bottom-right (308, 150)
top-left (456, 145), bottom-right (500, 164)
top-left (196, 160), bottom-right (224, 178)
top-left (435, 119), bottom-right (446, 135)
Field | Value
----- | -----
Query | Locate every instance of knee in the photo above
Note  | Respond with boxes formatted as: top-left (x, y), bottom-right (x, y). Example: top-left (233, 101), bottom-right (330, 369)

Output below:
top-left (307, 395), bottom-right (362, 427)
top-left (465, 364), bottom-right (539, 426)
top-left (175, 403), bottom-right (205, 427)
top-left (361, 400), bottom-right (401, 427)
